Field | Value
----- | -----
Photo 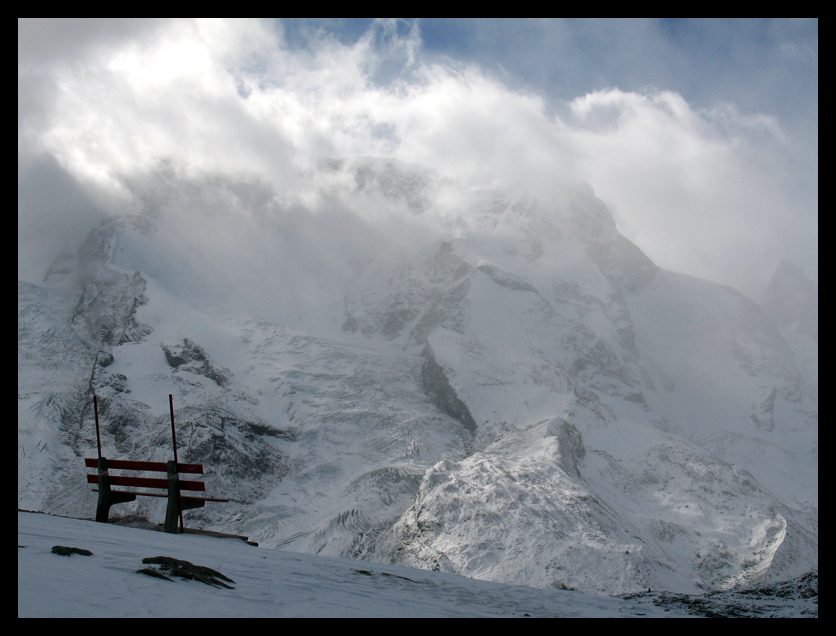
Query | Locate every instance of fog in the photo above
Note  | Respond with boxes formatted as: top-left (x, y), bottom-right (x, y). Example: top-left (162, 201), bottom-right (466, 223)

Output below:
top-left (18, 19), bottom-right (817, 301)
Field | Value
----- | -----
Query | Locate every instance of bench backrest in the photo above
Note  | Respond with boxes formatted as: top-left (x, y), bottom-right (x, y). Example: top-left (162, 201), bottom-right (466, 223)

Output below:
top-left (85, 458), bottom-right (207, 492)
top-left (84, 458), bottom-right (204, 473)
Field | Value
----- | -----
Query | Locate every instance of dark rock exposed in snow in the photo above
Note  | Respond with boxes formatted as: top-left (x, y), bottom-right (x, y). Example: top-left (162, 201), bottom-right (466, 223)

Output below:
top-left (71, 267), bottom-right (151, 348)
top-left (51, 546), bottom-right (93, 557)
top-left (162, 338), bottom-right (231, 387)
top-left (420, 342), bottom-right (476, 434)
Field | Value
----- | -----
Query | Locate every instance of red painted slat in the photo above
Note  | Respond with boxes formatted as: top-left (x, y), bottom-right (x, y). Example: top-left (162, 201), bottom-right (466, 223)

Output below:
top-left (186, 497), bottom-right (230, 502)
top-left (93, 488), bottom-right (167, 498)
top-left (88, 475), bottom-right (166, 489)
top-left (84, 458), bottom-right (204, 474)
top-left (92, 488), bottom-right (227, 502)
top-left (176, 463), bottom-right (204, 474)
top-left (87, 474), bottom-right (206, 491)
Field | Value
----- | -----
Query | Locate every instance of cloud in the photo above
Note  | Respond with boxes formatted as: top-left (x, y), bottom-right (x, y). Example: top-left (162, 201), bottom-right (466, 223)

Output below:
top-left (18, 18), bottom-right (816, 298)
top-left (564, 89), bottom-right (803, 294)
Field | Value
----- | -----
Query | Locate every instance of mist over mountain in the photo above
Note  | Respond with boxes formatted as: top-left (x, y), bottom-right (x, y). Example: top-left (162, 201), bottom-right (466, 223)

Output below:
top-left (762, 260), bottom-right (818, 343)
top-left (18, 157), bottom-right (817, 597)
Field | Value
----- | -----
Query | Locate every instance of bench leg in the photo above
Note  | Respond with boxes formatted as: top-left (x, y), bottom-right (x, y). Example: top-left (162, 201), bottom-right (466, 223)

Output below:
top-left (164, 496), bottom-right (206, 533)
top-left (164, 496), bottom-right (179, 534)
top-left (164, 459), bottom-right (207, 533)
top-left (96, 471), bottom-right (136, 523)
top-left (165, 461), bottom-right (180, 534)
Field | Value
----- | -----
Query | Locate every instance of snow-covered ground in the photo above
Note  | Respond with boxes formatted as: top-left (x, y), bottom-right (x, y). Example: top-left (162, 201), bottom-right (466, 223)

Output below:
top-left (18, 511), bottom-right (685, 618)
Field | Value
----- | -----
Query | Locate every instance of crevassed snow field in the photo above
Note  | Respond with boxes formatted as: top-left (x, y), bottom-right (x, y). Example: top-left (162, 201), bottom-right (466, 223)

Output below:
top-left (18, 511), bottom-right (680, 618)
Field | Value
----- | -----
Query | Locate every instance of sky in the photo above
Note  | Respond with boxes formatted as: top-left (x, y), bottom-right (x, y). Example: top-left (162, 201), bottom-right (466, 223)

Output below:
top-left (18, 18), bottom-right (817, 299)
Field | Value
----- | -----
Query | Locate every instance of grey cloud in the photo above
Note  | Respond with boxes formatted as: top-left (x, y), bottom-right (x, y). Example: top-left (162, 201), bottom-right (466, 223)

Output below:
top-left (18, 18), bottom-right (169, 67)
top-left (18, 153), bottom-right (108, 283)
top-left (17, 19), bottom-right (816, 300)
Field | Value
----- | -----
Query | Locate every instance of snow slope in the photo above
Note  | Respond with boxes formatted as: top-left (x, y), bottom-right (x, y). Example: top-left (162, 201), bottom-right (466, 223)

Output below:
top-left (17, 511), bottom-right (682, 618)
top-left (17, 511), bottom-right (817, 617)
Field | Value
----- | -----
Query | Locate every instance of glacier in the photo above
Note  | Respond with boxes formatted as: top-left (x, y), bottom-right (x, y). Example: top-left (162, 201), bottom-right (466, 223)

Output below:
top-left (18, 157), bottom-right (817, 597)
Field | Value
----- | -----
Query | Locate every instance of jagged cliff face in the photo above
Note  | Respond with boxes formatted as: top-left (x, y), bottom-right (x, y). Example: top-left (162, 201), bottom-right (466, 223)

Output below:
top-left (18, 158), bottom-right (817, 595)
top-left (20, 215), bottom-right (292, 524)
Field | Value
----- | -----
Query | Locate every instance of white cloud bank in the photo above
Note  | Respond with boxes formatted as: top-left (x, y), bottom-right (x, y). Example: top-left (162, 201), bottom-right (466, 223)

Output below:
top-left (18, 18), bottom-right (816, 298)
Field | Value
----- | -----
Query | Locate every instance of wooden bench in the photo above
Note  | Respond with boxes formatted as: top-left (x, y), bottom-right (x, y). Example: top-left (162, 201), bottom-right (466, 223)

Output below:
top-left (85, 457), bottom-right (229, 534)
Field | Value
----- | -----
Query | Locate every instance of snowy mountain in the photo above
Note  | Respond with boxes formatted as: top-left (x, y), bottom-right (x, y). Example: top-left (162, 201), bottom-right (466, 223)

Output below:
top-left (18, 157), bottom-right (817, 597)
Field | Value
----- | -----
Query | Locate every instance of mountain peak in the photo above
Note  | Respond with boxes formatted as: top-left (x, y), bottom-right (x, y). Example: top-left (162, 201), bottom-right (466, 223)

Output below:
top-left (762, 260), bottom-right (818, 342)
